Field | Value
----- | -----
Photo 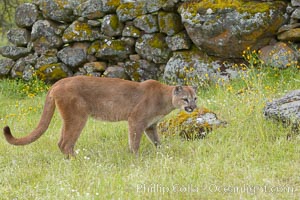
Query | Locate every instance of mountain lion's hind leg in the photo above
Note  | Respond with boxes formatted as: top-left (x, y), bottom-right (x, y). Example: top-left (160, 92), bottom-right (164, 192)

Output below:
top-left (56, 98), bottom-right (88, 158)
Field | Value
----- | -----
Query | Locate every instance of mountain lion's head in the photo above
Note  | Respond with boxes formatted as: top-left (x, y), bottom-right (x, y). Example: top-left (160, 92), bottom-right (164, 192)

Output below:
top-left (172, 86), bottom-right (198, 113)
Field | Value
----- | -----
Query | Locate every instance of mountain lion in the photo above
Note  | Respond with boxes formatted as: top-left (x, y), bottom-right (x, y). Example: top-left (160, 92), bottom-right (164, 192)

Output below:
top-left (3, 76), bottom-right (197, 157)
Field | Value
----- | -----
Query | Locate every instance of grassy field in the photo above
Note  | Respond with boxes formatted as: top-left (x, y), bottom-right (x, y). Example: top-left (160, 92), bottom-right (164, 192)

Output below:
top-left (0, 66), bottom-right (299, 199)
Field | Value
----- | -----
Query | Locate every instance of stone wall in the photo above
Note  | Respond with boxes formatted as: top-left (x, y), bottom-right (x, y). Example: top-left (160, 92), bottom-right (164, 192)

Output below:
top-left (0, 0), bottom-right (298, 84)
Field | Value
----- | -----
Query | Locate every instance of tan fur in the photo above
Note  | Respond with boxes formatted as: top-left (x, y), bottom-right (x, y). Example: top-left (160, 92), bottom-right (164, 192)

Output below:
top-left (3, 76), bottom-right (197, 157)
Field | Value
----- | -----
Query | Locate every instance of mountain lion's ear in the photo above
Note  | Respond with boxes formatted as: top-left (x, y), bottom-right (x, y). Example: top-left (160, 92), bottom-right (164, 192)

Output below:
top-left (173, 86), bottom-right (183, 95)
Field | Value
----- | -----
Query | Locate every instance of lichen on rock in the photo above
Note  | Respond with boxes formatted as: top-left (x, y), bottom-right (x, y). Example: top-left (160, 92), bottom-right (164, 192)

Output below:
top-left (37, 62), bottom-right (72, 83)
top-left (62, 20), bottom-right (103, 43)
top-left (178, 0), bottom-right (287, 58)
top-left (101, 14), bottom-right (124, 37)
top-left (158, 107), bottom-right (226, 140)
top-left (116, 1), bottom-right (147, 22)
top-left (39, 0), bottom-right (80, 23)
top-left (135, 33), bottom-right (172, 64)
top-left (0, 58), bottom-right (15, 77)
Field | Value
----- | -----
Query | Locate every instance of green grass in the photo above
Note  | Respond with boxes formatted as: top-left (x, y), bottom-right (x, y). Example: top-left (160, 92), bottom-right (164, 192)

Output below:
top-left (0, 66), bottom-right (300, 199)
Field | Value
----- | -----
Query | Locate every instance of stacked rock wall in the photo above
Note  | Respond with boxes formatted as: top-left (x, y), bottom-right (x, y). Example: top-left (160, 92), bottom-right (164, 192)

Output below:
top-left (0, 0), bottom-right (298, 83)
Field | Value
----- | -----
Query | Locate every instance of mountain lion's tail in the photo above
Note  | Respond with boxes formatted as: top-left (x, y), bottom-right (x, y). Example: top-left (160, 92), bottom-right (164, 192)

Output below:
top-left (3, 92), bottom-right (55, 145)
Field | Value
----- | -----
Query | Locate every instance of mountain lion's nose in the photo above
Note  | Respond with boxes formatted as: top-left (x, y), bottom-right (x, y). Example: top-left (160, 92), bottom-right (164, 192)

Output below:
top-left (184, 107), bottom-right (194, 113)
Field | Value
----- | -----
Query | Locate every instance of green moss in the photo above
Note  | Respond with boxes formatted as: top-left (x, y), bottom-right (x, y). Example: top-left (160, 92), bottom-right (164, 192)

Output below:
top-left (37, 63), bottom-right (67, 81)
top-left (107, 0), bottom-right (121, 7)
top-left (88, 41), bottom-right (101, 55)
top-left (117, 2), bottom-right (146, 17)
top-left (63, 21), bottom-right (93, 42)
top-left (117, 2), bottom-right (135, 14)
top-left (109, 15), bottom-right (120, 31)
top-left (148, 33), bottom-right (167, 49)
top-left (180, 0), bottom-right (283, 15)
top-left (102, 40), bottom-right (126, 51)
top-left (56, 0), bottom-right (69, 9)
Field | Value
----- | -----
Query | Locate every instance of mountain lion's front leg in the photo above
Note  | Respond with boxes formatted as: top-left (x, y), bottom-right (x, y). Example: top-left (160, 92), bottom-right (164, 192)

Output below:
top-left (145, 124), bottom-right (161, 147)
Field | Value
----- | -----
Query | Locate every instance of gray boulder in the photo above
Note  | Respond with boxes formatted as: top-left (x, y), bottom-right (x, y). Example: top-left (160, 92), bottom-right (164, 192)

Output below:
top-left (259, 42), bottom-right (298, 69)
top-left (75, 0), bottom-right (105, 19)
top-left (292, 0), bottom-right (300, 7)
top-left (0, 58), bottom-right (15, 77)
top-left (7, 28), bottom-right (31, 47)
top-left (39, 0), bottom-right (79, 23)
top-left (31, 20), bottom-right (63, 55)
top-left (103, 66), bottom-right (129, 79)
top-left (178, 1), bottom-right (287, 58)
top-left (133, 14), bottom-right (159, 33)
top-left (264, 90), bottom-right (300, 132)
top-left (0, 46), bottom-right (31, 60)
top-left (166, 31), bottom-right (191, 51)
top-left (10, 56), bottom-right (35, 80)
top-left (163, 50), bottom-right (212, 85)
top-left (15, 3), bottom-right (39, 28)
top-left (57, 47), bottom-right (87, 69)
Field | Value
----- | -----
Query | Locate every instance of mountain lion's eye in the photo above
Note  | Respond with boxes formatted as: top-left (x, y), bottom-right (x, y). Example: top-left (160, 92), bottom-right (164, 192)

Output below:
top-left (182, 98), bottom-right (189, 103)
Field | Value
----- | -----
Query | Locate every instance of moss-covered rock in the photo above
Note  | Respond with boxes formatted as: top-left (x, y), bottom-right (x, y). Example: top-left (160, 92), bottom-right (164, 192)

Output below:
top-left (62, 20), bottom-right (103, 43)
top-left (0, 46), bottom-right (31, 60)
top-left (133, 14), bottom-right (159, 34)
top-left (135, 33), bottom-right (172, 64)
top-left (178, 0), bottom-right (287, 58)
top-left (39, 0), bottom-right (80, 23)
top-left (102, 0), bottom-right (121, 13)
top-left (101, 14), bottom-right (124, 37)
top-left (37, 62), bottom-right (72, 83)
top-left (94, 39), bottom-right (134, 61)
top-left (158, 107), bottom-right (226, 140)
top-left (158, 11), bottom-right (184, 36)
top-left (10, 56), bottom-right (36, 80)
top-left (75, 0), bottom-right (105, 19)
top-left (0, 58), bottom-right (15, 77)
top-left (31, 20), bottom-right (63, 55)
top-left (122, 23), bottom-right (141, 38)
top-left (116, 1), bottom-right (147, 22)
top-left (125, 59), bottom-right (159, 81)
top-left (165, 31), bottom-right (191, 51)
top-left (163, 48), bottom-right (213, 85)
